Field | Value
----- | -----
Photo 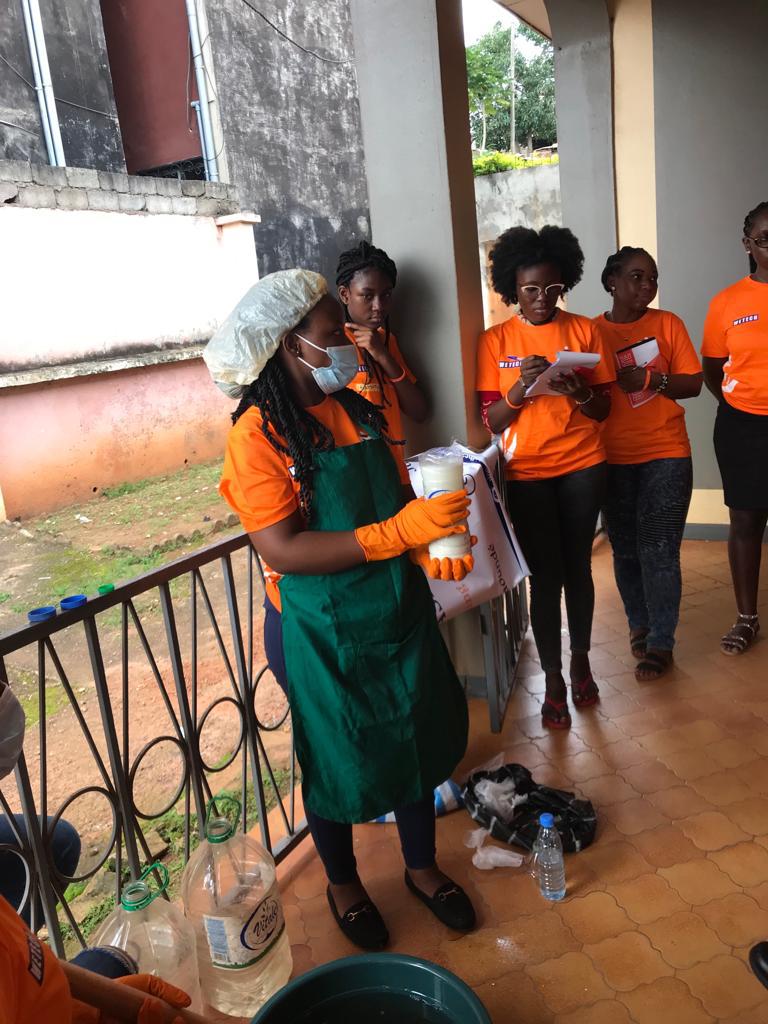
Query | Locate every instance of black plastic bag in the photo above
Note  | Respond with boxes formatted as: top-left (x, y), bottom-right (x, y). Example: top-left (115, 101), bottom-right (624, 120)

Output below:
top-left (462, 763), bottom-right (597, 853)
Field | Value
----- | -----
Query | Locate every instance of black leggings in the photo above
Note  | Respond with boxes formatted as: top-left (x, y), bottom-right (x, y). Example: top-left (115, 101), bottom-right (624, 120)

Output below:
top-left (264, 598), bottom-right (436, 884)
top-left (507, 462), bottom-right (607, 673)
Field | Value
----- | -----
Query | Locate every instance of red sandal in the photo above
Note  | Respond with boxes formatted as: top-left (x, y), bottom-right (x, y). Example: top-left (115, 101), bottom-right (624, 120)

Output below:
top-left (542, 697), bottom-right (571, 730)
top-left (571, 675), bottom-right (600, 709)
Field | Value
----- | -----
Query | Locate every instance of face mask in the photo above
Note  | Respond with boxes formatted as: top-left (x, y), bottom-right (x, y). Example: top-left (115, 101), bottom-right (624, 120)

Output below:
top-left (294, 333), bottom-right (359, 395)
top-left (0, 684), bottom-right (25, 780)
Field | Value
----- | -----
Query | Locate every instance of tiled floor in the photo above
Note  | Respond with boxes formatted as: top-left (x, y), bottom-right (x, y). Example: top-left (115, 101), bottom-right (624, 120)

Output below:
top-left (276, 539), bottom-right (768, 1022)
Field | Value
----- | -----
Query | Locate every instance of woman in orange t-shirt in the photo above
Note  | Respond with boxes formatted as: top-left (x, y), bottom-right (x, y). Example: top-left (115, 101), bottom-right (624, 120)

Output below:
top-left (476, 226), bottom-right (614, 730)
top-left (702, 200), bottom-right (768, 656)
top-left (336, 242), bottom-right (427, 483)
top-left (595, 247), bottom-right (702, 680)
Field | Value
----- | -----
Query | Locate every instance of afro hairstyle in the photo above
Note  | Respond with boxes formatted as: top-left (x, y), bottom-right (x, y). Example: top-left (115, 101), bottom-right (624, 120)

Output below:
top-left (489, 225), bottom-right (584, 306)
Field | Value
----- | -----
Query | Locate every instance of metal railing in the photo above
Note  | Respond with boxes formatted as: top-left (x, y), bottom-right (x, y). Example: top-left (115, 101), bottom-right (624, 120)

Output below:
top-left (0, 534), bottom-right (307, 955)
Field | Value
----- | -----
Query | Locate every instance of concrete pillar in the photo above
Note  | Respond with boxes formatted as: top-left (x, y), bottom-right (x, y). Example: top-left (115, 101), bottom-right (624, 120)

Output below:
top-left (348, 0), bottom-right (485, 452)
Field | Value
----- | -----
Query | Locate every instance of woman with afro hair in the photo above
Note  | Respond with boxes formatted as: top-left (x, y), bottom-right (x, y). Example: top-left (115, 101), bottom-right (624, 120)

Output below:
top-left (477, 225), bottom-right (614, 729)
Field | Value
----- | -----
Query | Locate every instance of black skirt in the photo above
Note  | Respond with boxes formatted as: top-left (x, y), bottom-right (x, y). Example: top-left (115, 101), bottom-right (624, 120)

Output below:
top-left (714, 400), bottom-right (768, 509)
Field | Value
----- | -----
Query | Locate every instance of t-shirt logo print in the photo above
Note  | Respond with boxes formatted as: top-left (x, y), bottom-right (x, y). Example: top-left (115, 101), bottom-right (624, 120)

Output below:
top-left (499, 355), bottom-right (522, 369)
top-left (732, 314), bottom-right (759, 326)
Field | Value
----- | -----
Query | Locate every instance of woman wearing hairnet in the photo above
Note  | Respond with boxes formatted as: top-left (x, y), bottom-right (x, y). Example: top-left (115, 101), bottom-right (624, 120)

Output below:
top-left (205, 270), bottom-right (476, 950)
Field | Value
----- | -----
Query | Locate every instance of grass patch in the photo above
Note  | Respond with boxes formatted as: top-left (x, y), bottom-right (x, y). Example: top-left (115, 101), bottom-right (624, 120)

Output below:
top-left (45, 547), bottom-right (166, 599)
top-left (0, 592), bottom-right (10, 604)
top-left (19, 685), bottom-right (69, 727)
top-left (102, 479), bottom-right (156, 499)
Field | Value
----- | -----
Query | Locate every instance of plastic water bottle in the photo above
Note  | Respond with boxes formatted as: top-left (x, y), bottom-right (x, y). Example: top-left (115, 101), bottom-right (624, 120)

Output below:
top-left (533, 812), bottom-right (566, 901)
top-left (181, 796), bottom-right (292, 1017)
top-left (91, 863), bottom-right (202, 1011)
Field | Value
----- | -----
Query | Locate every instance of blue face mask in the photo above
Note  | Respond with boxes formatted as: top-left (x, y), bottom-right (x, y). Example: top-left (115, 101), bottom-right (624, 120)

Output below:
top-left (295, 333), bottom-right (359, 395)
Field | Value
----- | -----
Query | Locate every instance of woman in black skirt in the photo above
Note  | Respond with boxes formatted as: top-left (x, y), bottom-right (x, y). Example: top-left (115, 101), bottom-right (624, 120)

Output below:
top-left (702, 200), bottom-right (768, 655)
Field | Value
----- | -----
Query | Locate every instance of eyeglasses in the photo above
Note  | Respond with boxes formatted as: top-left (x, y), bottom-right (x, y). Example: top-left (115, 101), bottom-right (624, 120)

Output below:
top-left (518, 284), bottom-right (565, 299)
top-left (747, 236), bottom-right (768, 249)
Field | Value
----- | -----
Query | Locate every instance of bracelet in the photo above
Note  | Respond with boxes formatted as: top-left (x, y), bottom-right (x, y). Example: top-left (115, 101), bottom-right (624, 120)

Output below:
top-left (655, 373), bottom-right (669, 393)
top-left (505, 391), bottom-right (524, 410)
top-left (388, 367), bottom-right (407, 384)
top-left (574, 388), bottom-right (594, 406)
top-left (643, 368), bottom-right (652, 390)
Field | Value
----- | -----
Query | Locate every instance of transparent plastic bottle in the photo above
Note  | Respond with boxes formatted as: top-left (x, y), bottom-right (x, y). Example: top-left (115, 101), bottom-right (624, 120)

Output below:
top-left (91, 862), bottom-right (202, 1011)
top-left (532, 812), bottom-right (566, 901)
top-left (181, 796), bottom-right (292, 1017)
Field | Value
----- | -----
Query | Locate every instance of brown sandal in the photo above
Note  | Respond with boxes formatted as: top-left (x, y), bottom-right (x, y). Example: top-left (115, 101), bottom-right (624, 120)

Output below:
top-left (635, 650), bottom-right (672, 681)
top-left (721, 614), bottom-right (759, 656)
top-left (630, 629), bottom-right (649, 661)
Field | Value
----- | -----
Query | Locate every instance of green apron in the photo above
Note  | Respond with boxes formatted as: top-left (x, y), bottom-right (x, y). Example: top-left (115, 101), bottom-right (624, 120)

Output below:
top-left (279, 433), bottom-right (469, 824)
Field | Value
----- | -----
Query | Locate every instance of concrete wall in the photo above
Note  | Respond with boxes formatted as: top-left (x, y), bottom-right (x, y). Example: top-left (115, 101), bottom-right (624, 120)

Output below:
top-left (204, 0), bottom-right (369, 284)
top-left (652, 0), bottom-right (768, 524)
top-left (0, 2), bottom-right (48, 162)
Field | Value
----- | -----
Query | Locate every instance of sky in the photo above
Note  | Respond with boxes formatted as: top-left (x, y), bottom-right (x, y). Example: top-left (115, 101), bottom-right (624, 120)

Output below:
top-left (462, 0), bottom-right (517, 45)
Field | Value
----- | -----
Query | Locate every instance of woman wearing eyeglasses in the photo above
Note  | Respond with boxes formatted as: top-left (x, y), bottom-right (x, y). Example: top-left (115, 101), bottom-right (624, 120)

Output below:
top-left (703, 200), bottom-right (768, 656)
top-left (477, 226), bottom-right (614, 729)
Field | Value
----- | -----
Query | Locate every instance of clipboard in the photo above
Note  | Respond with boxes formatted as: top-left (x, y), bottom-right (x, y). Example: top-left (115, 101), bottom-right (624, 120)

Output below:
top-left (524, 350), bottom-right (601, 398)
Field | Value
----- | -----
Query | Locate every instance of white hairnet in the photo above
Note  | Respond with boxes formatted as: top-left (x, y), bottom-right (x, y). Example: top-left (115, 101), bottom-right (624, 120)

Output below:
top-left (203, 269), bottom-right (327, 397)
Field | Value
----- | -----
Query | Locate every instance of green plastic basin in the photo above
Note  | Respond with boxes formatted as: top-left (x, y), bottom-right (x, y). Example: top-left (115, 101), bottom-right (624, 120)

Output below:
top-left (251, 953), bottom-right (491, 1023)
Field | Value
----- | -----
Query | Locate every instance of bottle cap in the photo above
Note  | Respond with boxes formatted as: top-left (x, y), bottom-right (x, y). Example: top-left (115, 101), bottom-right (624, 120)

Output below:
top-left (205, 795), bottom-right (241, 844)
top-left (97, 584), bottom-right (115, 596)
top-left (539, 812), bottom-right (555, 828)
top-left (28, 606), bottom-right (57, 623)
top-left (60, 594), bottom-right (87, 611)
top-left (121, 863), bottom-right (169, 911)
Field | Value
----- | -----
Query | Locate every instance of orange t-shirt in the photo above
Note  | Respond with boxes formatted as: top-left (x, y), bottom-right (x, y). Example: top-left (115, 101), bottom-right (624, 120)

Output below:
top-left (701, 276), bottom-right (768, 415)
top-left (476, 310), bottom-right (614, 480)
top-left (220, 398), bottom-right (402, 610)
top-left (0, 896), bottom-right (72, 1024)
top-left (594, 308), bottom-right (701, 464)
top-left (345, 326), bottom-right (416, 477)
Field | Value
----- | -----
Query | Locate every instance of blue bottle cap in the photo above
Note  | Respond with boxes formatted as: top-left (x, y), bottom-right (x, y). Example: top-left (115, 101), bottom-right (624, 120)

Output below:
top-left (28, 606), bottom-right (57, 623)
top-left (60, 594), bottom-right (87, 611)
top-left (539, 812), bottom-right (555, 828)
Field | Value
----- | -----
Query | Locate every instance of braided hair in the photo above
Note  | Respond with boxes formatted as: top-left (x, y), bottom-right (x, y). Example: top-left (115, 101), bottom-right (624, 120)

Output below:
top-left (490, 225), bottom-right (584, 305)
top-left (232, 353), bottom-right (400, 523)
top-left (744, 201), bottom-right (768, 274)
top-left (600, 246), bottom-right (654, 292)
top-left (336, 240), bottom-right (398, 409)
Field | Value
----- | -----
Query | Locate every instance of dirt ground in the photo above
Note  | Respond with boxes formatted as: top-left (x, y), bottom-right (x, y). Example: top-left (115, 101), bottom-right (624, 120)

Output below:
top-left (0, 461), bottom-right (293, 867)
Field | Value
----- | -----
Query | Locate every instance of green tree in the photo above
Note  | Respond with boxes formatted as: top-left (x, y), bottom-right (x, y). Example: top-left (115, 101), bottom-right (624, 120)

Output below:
top-left (465, 24), bottom-right (510, 152)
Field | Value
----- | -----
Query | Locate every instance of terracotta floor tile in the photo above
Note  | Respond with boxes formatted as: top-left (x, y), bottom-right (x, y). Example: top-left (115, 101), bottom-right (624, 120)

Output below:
top-left (617, 977), bottom-right (714, 1024)
top-left (502, 740), bottom-right (551, 768)
top-left (680, 810), bottom-right (752, 851)
top-left (595, 693), bottom-right (642, 718)
top-left (608, 872), bottom-right (689, 923)
top-left (555, 999), bottom-right (634, 1024)
top-left (636, 726), bottom-right (691, 757)
top-left (690, 772), bottom-right (755, 807)
top-left (577, 839), bottom-right (653, 884)
top-left (526, 951), bottom-right (613, 1015)
top-left (710, 840), bottom-right (768, 887)
top-left (474, 872), bottom-right (551, 920)
top-left (654, 699), bottom-right (708, 728)
top-left (735, 758), bottom-right (768, 795)
top-left (721, 1008), bottom-right (768, 1024)
top-left (604, 797), bottom-right (669, 836)
top-left (675, 719), bottom-right (730, 747)
top-left (697, 893), bottom-right (768, 947)
top-left (577, 773), bottom-right (639, 807)
top-left (630, 824), bottom-right (706, 868)
top-left (659, 747), bottom-right (723, 781)
top-left (619, 760), bottom-right (682, 795)
top-left (612, 708), bottom-right (665, 737)
top-left (473, 969), bottom-right (551, 1024)
top-left (583, 929), bottom-right (674, 991)
top-left (741, 731), bottom-right (768, 756)
top-left (640, 910), bottom-right (729, 968)
top-left (571, 719), bottom-right (626, 748)
top-left (437, 918), bottom-right (572, 986)
top-left (707, 737), bottom-right (762, 769)
top-left (595, 738), bottom-right (654, 769)
top-left (556, 890), bottom-right (635, 945)
top-left (726, 797), bottom-right (768, 836)
top-left (289, 943), bottom-right (316, 978)
top-left (658, 859), bottom-right (739, 905)
top-left (678, 955), bottom-right (765, 1019)
top-left (291, 851), bottom-right (331, 901)
top-left (647, 784), bottom-right (715, 820)
top-left (556, 750), bottom-right (611, 783)
top-left (284, 902), bottom-right (307, 945)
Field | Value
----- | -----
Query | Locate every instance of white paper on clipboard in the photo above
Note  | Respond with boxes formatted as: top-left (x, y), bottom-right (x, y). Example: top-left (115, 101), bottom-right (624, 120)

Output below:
top-left (524, 350), bottom-right (601, 398)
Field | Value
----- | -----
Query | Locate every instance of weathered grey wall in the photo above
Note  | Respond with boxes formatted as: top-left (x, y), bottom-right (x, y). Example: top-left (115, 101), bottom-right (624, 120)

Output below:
top-left (205, 0), bottom-right (369, 284)
top-left (474, 163), bottom-right (562, 244)
top-left (653, 0), bottom-right (768, 493)
top-left (545, 0), bottom-right (616, 316)
top-left (0, 0), bottom-right (123, 170)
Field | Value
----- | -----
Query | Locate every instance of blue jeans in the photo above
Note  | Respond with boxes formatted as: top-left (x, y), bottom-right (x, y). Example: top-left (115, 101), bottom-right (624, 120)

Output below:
top-left (0, 815), bottom-right (81, 928)
top-left (603, 457), bottom-right (693, 651)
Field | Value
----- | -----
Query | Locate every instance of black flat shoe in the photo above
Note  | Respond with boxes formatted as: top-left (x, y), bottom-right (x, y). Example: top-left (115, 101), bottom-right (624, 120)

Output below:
top-left (326, 886), bottom-right (389, 951)
top-left (404, 870), bottom-right (476, 932)
top-left (749, 942), bottom-right (768, 988)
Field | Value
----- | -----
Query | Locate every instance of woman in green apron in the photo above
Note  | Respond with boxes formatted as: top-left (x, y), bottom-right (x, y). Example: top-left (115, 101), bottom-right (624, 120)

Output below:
top-left (205, 270), bottom-right (475, 951)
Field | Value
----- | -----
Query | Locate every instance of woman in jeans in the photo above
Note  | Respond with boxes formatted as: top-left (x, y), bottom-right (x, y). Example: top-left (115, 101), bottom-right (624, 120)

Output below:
top-left (594, 247), bottom-right (702, 680)
top-left (477, 226), bottom-right (614, 729)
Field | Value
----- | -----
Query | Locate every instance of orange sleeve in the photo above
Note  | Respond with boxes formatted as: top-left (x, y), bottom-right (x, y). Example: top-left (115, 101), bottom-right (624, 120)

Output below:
top-left (476, 327), bottom-right (501, 391)
top-left (701, 292), bottom-right (728, 358)
top-left (0, 898), bottom-right (72, 1024)
top-left (668, 314), bottom-right (702, 374)
top-left (387, 333), bottom-right (417, 383)
top-left (219, 421), bottom-right (298, 533)
top-left (582, 319), bottom-right (616, 386)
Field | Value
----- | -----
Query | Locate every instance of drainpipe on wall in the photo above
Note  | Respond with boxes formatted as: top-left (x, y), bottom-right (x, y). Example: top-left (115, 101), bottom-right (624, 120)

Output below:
top-left (184, 0), bottom-right (220, 182)
top-left (20, 0), bottom-right (66, 166)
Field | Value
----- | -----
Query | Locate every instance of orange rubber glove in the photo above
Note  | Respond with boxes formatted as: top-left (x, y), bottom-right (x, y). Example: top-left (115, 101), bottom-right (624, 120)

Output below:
top-left (411, 536), bottom-right (477, 580)
top-left (355, 490), bottom-right (469, 562)
top-left (73, 975), bottom-right (192, 1024)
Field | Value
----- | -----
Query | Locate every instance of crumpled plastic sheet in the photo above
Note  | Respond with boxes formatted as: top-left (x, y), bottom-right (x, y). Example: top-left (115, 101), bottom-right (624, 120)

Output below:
top-left (463, 827), bottom-right (525, 870)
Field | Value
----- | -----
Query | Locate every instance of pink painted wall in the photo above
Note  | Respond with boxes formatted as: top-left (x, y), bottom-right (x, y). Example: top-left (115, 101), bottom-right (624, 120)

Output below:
top-left (0, 359), bottom-right (234, 519)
